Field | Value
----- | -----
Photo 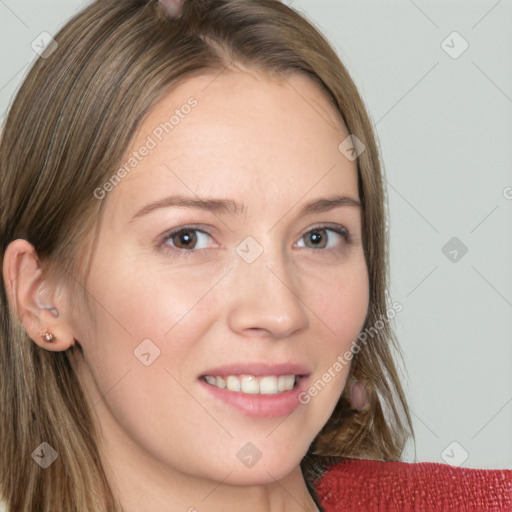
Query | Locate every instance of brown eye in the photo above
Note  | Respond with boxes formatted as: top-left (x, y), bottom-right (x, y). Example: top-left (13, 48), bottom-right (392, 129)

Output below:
top-left (168, 229), bottom-right (199, 249)
top-left (305, 229), bottom-right (328, 249)
top-left (161, 226), bottom-right (216, 258)
top-left (174, 229), bottom-right (197, 248)
top-left (297, 225), bottom-right (349, 251)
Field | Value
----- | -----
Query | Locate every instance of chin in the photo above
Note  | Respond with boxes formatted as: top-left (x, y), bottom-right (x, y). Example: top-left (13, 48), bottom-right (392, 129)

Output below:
top-left (190, 449), bottom-right (304, 487)
top-left (222, 461), bottom-right (301, 487)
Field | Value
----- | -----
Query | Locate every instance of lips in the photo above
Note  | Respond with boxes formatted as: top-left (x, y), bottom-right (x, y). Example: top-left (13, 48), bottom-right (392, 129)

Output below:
top-left (197, 362), bottom-right (312, 417)
top-left (197, 367), bottom-right (312, 418)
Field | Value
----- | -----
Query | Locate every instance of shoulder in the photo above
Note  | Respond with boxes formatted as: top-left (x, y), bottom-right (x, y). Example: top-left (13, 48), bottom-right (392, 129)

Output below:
top-left (314, 457), bottom-right (512, 512)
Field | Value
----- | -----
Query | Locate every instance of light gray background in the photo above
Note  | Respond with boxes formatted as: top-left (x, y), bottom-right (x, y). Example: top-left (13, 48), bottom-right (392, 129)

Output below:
top-left (1, 0), bottom-right (511, 469)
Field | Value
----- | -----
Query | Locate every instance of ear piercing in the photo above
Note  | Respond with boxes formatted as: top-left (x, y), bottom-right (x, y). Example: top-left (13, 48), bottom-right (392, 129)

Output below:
top-left (38, 329), bottom-right (56, 343)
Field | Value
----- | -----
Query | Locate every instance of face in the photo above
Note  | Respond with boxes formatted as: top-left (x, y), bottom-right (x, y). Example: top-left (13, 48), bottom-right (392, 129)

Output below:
top-left (75, 69), bottom-right (369, 486)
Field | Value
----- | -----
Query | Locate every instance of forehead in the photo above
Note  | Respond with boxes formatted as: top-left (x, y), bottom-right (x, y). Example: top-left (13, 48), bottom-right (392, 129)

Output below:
top-left (104, 69), bottom-right (359, 222)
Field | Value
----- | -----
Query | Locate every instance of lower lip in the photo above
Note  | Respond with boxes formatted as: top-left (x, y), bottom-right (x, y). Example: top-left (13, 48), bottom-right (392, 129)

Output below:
top-left (198, 377), bottom-right (309, 418)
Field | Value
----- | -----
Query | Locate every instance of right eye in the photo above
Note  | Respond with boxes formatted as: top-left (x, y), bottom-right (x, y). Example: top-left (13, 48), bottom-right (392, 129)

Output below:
top-left (162, 227), bottom-right (216, 256)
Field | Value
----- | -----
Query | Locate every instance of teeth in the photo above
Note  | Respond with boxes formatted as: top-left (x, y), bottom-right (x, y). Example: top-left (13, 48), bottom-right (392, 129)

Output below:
top-left (278, 375), bottom-right (294, 392)
top-left (259, 376), bottom-right (278, 394)
top-left (204, 374), bottom-right (297, 394)
top-left (226, 375), bottom-right (241, 392)
top-left (241, 375), bottom-right (259, 394)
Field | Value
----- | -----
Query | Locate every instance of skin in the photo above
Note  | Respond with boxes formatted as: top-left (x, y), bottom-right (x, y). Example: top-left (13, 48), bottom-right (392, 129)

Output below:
top-left (4, 68), bottom-right (369, 512)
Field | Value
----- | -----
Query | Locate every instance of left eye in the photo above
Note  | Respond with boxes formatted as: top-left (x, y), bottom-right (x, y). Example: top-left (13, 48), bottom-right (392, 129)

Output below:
top-left (295, 227), bottom-right (347, 250)
top-left (164, 228), bottom-right (213, 251)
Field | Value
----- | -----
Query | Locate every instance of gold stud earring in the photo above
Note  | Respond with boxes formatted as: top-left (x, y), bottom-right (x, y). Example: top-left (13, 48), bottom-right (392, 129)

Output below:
top-left (38, 329), bottom-right (56, 343)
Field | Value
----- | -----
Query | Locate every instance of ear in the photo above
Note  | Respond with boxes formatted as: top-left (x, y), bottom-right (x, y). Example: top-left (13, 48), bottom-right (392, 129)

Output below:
top-left (2, 239), bottom-right (77, 351)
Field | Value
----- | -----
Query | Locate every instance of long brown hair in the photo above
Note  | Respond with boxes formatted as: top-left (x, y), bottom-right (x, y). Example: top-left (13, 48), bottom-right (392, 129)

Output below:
top-left (0, 0), bottom-right (414, 510)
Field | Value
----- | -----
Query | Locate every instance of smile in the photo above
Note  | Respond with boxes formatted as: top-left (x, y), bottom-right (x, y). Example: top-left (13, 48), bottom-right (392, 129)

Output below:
top-left (202, 374), bottom-right (299, 395)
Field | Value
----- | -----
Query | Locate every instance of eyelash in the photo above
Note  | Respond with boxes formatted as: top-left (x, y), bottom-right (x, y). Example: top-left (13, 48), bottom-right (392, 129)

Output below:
top-left (160, 224), bottom-right (352, 258)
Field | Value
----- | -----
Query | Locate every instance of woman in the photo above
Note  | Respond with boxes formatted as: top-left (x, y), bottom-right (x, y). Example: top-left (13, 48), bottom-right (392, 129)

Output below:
top-left (0, 1), bottom-right (509, 511)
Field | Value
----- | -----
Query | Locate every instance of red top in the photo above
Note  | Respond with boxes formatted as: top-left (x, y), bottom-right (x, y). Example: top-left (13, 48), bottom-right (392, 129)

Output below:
top-left (314, 458), bottom-right (512, 512)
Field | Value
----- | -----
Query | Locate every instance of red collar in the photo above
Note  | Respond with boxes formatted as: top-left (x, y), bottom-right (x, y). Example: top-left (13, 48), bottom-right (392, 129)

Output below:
top-left (314, 458), bottom-right (512, 511)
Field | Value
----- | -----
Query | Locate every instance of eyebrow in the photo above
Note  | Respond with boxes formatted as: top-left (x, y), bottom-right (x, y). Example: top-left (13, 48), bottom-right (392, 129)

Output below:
top-left (129, 194), bottom-right (361, 222)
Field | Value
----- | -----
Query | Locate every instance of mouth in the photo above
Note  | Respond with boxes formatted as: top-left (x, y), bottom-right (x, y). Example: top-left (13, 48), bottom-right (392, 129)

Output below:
top-left (199, 374), bottom-right (304, 395)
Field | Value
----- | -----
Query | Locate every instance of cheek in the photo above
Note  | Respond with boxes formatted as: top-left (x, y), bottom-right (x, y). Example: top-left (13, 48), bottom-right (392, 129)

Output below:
top-left (292, 255), bottom-right (369, 429)
top-left (108, 263), bottom-right (222, 336)
top-left (79, 251), bottom-right (230, 407)
top-left (80, 261), bottom-right (222, 386)
top-left (308, 255), bottom-right (370, 351)
top-left (76, 268), bottom-right (229, 477)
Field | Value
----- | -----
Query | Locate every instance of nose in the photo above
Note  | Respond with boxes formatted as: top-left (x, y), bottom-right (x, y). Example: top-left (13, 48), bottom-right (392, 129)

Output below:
top-left (226, 241), bottom-right (309, 339)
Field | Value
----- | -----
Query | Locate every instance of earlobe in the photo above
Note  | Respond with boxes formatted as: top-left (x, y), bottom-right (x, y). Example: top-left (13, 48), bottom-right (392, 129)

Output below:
top-left (2, 239), bottom-right (76, 351)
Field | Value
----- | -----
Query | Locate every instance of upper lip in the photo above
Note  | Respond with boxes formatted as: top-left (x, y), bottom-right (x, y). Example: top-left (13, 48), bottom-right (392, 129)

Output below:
top-left (199, 362), bottom-right (311, 378)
